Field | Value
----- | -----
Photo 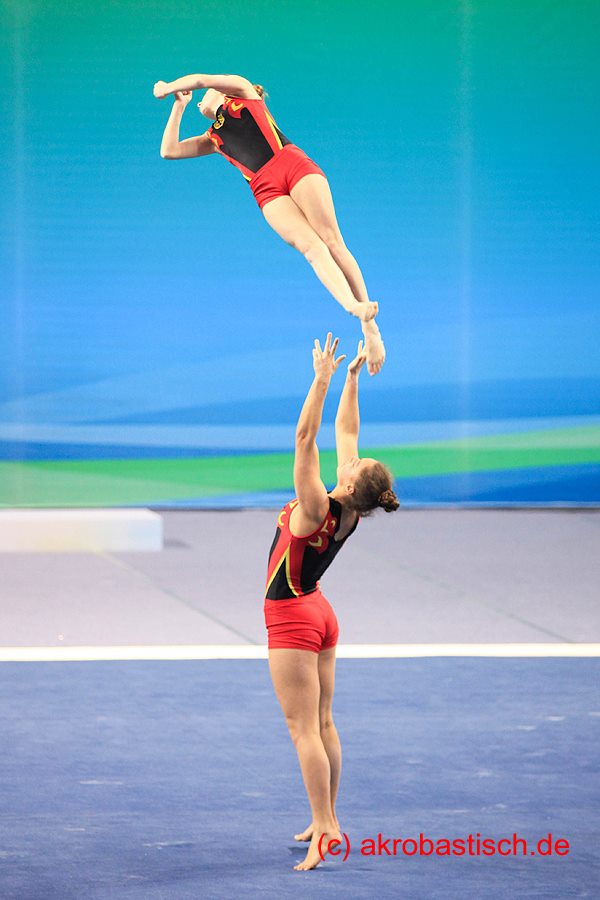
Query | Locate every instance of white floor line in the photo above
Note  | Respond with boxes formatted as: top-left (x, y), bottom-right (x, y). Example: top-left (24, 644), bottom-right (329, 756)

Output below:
top-left (1, 643), bottom-right (600, 662)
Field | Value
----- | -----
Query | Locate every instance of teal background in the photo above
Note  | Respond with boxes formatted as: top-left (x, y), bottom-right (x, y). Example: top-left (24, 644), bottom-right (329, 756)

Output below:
top-left (1, 1), bottom-right (599, 506)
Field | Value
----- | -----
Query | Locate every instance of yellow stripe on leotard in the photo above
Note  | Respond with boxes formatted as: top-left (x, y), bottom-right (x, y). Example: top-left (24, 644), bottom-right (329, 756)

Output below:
top-left (264, 111), bottom-right (284, 150)
top-left (265, 545), bottom-right (300, 598)
top-left (284, 545), bottom-right (300, 597)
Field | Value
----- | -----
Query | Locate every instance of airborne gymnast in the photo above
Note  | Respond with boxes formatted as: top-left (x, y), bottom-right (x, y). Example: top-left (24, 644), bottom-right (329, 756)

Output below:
top-left (264, 333), bottom-right (399, 869)
top-left (153, 73), bottom-right (386, 375)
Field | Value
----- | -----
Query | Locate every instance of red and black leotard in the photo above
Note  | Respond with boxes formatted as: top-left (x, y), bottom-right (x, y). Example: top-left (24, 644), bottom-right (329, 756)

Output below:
top-left (205, 95), bottom-right (326, 209)
top-left (265, 497), bottom-right (358, 600)
top-left (206, 96), bottom-right (292, 182)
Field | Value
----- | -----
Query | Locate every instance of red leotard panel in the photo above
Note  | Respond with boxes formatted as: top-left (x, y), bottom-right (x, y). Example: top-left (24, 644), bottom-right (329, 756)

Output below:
top-left (249, 145), bottom-right (326, 209)
top-left (264, 589), bottom-right (339, 654)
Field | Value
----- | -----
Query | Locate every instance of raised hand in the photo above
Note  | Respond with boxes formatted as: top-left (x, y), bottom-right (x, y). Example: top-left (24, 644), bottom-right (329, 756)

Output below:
top-left (312, 333), bottom-right (346, 380)
top-left (347, 340), bottom-right (368, 377)
top-left (174, 90), bottom-right (193, 106)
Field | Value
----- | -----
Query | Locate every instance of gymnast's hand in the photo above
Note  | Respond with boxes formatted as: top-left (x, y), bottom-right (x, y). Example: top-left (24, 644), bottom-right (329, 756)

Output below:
top-left (347, 340), bottom-right (368, 377)
top-left (173, 90), bottom-right (193, 107)
top-left (312, 333), bottom-right (346, 380)
top-left (153, 80), bottom-right (170, 99)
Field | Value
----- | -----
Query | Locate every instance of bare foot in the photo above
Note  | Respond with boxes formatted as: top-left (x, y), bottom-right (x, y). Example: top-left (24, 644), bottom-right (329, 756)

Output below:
top-left (364, 331), bottom-right (386, 375)
top-left (294, 828), bottom-right (342, 871)
top-left (352, 300), bottom-right (378, 322)
top-left (294, 818), bottom-right (341, 842)
top-left (294, 823), bottom-right (314, 842)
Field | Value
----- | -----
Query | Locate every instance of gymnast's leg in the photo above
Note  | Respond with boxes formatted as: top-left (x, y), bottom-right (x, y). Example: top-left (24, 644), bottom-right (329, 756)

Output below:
top-left (268, 647), bottom-right (342, 870)
top-left (289, 173), bottom-right (386, 375)
top-left (294, 646), bottom-right (342, 842)
top-left (261, 196), bottom-right (378, 323)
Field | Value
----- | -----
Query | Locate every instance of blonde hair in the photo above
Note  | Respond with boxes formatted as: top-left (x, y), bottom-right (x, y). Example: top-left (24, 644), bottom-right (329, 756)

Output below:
top-left (253, 83), bottom-right (268, 99)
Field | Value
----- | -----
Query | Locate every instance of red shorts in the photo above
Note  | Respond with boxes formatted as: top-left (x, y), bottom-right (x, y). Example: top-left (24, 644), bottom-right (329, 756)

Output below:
top-left (264, 589), bottom-right (339, 654)
top-left (250, 144), bottom-right (326, 209)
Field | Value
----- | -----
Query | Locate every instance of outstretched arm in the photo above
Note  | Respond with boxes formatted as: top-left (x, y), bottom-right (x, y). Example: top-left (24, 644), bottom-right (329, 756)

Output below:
top-left (293, 334), bottom-right (346, 533)
top-left (160, 92), bottom-right (216, 160)
top-left (154, 73), bottom-right (259, 99)
top-left (335, 340), bottom-right (367, 466)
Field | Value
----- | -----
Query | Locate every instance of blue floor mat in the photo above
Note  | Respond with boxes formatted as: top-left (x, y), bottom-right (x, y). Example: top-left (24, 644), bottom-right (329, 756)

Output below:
top-left (1, 659), bottom-right (598, 899)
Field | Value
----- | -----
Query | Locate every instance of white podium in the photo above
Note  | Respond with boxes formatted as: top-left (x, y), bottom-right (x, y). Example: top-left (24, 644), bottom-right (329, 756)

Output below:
top-left (0, 509), bottom-right (163, 552)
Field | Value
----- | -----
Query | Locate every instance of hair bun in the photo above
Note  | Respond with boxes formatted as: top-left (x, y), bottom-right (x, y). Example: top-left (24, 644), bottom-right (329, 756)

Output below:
top-left (378, 489), bottom-right (400, 512)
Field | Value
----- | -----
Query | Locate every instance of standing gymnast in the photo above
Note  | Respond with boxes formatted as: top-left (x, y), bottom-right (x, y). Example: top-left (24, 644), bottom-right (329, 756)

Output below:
top-left (264, 333), bottom-right (399, 870)
top-left (153, 73), bottom-right (386, 375)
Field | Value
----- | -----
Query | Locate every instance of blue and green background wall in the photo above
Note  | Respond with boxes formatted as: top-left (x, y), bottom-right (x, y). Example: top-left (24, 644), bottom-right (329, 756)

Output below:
top-left (1, 0), bottom-right (599, 507)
